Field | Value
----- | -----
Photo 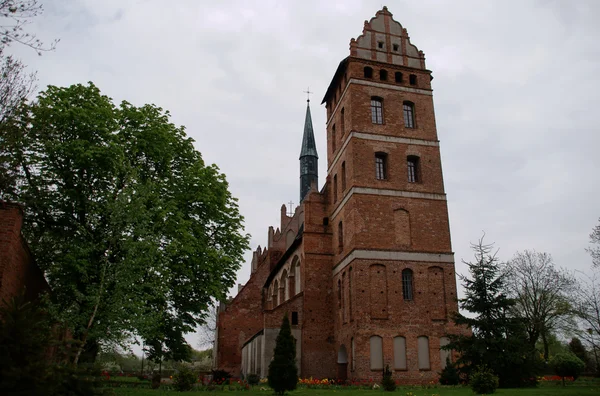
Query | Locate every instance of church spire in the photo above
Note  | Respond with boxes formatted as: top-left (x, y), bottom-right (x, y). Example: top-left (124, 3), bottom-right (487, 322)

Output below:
top-left (299, 95), bottom-right (318, 202)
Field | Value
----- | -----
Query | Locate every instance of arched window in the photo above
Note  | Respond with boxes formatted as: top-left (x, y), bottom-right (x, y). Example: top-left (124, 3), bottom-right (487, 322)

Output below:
top-left (402, 269), bottom-right (413, 300)
top-left (332, 124), bottom-right (336, 152)
top-left (348, 266), bottom-right (353, 321)
top-left (403, 101), bottom-right (415, 128)
top-left (351, 337), bottom-right (356, 371)
top-left (409, 74), bottom-right (417, 85)
top-left (281, 270), bottom-right (288, 301)
top-left (370, 97), bottom-right (383, 124)
top-left (393, 336), bottom-right (407, 370)
top-left (337, 279), bottom-right (342, 308)
top-left (293, 256), bottom-right (301, 295)
top-left (418, 336), bottom-right (430, 370)
top-left (380, 69), bottom-right (388, 81)
top-left (340, 108), bottom-right (345, 136)
top-left (440, 336), bottom-right (451, 369)
top-left (375, 152), bottom-right (387, 180)
top-left (342, 271), bottom-right (347, 323)
top-left (395, 71), bottom-right (403, 83)
top-left (407, 155), bottom-right (420, 183)
top-left (370, 336), bottom-right (384, 370)
top-left (341, 161), bottom-right (346, 191)
top-left (364, 66), bottom-right (373, 78)
top-left (338, 221), bottom-right (343, 253)
top-left (333, 174), bottom-right (338, 202)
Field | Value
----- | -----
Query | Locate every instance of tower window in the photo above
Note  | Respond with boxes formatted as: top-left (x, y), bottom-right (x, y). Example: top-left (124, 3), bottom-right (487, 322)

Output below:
top-left (340, 107), bottom-right (345, 136)
top-left (364, 67), bottom-right (373, 78)
top-left (338, 221), bottom-right (343, 253)
top-left (395, 72), bottom-right (403, 83)
top-left (402, 269), bottom-right (413, 300)
top-left (332, 124), bottom-right (336, 152)
top-left (409, 74), bottom-right (417, 85)
top-left (393, 43), bottom-right (399, 52)
top-left (378, 41), bottom-right (384, 49)
top-left (291, 311), bottom-right (299, 325)
top-left (403, 101), bottom-right (415, 128)
top-left (333, 174), bottom-right (338, 202)
top-left (341, 161), bottom-right (346, 191)
top-left (380, 70), bottom-right (388, 81)
top-left (407, 156), bottom-right (420, 183)
top-left (375, 152), bottom-right (387, 180)
top-left (370, 97), bottom-right (383, 124)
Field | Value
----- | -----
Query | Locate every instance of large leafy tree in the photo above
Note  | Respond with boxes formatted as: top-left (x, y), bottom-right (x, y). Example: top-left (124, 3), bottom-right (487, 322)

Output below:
top-left (447, 236), bottom-right (540, 387)
top-left (504, 250), bottom-right (575, 361)
top-left (3, 82), bottom-right (249, 364)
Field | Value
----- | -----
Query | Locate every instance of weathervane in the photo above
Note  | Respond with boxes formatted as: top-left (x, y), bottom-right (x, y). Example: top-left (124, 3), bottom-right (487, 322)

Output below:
top-left (303, 87), bottom-right (313, 103)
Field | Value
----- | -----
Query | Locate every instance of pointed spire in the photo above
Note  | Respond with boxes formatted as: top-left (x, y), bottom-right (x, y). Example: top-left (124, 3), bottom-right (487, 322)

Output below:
top-left (299, 97), bottom-right (319, 202)
top-left (299, 100), bottom-right (318, 159)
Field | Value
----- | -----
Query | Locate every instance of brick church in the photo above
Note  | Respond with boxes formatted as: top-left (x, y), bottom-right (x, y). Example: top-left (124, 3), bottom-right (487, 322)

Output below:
top-left (214, 6), bottom-right (463, 383)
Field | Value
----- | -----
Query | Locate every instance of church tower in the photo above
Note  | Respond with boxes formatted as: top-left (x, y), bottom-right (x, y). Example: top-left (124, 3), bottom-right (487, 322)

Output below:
top-left (299, 99), bottom-right (318, 202)
top-left (322, 7), bottom-right (460, 381)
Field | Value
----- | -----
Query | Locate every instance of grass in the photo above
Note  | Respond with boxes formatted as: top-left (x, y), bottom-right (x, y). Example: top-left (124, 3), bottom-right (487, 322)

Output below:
top-left (110, 381), bottom-right (600, 396)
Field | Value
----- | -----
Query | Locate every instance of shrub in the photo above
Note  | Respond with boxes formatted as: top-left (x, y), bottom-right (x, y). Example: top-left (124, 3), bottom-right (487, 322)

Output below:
top-left (267, 314), bottom-right (298, 395)
top-left (381, 364), bottom-right (396, 391)
top-left (470, 365), bottom-right (499, 394)
top-left (173, 365), bottom-right (198, 391)
top-left (211, 369), bottom-right (231, 384)
top-left (550, 353), bottom-right (585, 386)
top-left (439, 358), bottom-right (460, 385)
top-left (151, 372), bottom-right (161, 389)
top-left (247, 373), bottom-right (260, 386)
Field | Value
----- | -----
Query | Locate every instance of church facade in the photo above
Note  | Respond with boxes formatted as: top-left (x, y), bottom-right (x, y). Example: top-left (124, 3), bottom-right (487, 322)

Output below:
top-left (214, 7), bottom-right (463, 383)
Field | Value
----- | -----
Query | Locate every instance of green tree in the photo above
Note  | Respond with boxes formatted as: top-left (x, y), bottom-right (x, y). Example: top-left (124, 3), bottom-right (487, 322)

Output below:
top-left (4, 82), bottom-right (250, 365)
top-left (446, 236), bottom-right (540, 387)
top-left (550, 353), bottom-right (585, 386)
top-left (504, 250), bottom-right (575, 361)
top-left (268, 314), bottom-right (297, 395)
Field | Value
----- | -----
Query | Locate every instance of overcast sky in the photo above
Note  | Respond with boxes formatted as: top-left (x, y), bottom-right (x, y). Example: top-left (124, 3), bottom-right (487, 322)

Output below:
top-left (8, 0), bottom-right (600, 349)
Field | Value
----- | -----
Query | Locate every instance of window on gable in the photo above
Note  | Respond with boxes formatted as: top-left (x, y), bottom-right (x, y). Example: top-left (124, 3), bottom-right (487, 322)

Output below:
top-left (402, 269), bottom-right (413, 300)
top-left (395, 72), bottom-right (403, 83)
top-left (409, 74), bottom-right (417, 85)
top-left (393, 43), bottom-right (399, 52)
top-left (403, 101), bottom-right (415, 128)
top-left (407, 156), bottom-right (420, 183)
top-left (380, 69), bottom-right (388, 81)
top-left (377, 41), bottom-right (384, 49)
top-left (370, 97), bottom-right (383, 124)
top-left (364, 66), bottom-right (373, 78)
top-left (338, 221), bottom-right (343, 254)
top-left (375, 152), bottom-right (387, 180)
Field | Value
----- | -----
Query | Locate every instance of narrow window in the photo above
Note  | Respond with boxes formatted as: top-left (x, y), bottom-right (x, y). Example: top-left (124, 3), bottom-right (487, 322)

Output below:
top-left (418, 336), bottom-right (430, 370)
top-left (341, 161), bottom-right (346, 191)
top-left (375, 152), bottom-right (387, 180)
top-left (294, 257), bottom-right (301, 294)
top-left (409, 74), bottom-right (417, 85)
top-left (380, 69), bottom-right (388, 81)
top-left (332, 124), bottom-right (336, 152)
top-left (342, 272), bottom-right (346, 323)
top-left (274, 280), bottom-right (279, 306)
top-left (348, 267), bottom-right (353, 321)
top-left (340, 107), bottom-right (345, 136)
top-left (393, 43), bottom-right (399, 52)
top-left (334, 174), bottom-right (338, 202)
top-left (395, 72), bottom-right (403, 83)
top-left (370, 97), bottom-right (383, 124)
top-left (370, 336), bottom-right (384, 370)
top-left (291, 311), bottom-right (299, 325)
top-left (337, 279), bottom-right (342, 308)
top-left (364, 66), bottom-right (373, 78)
top-left (377, 41), bottom-right (384, 49)
top-left (407, 156), bottom-right (420, 183)
top-left (393, 336), bottom-right (407, 370)
top-left (403, 101), bottom-right (415, 128)
top-left (402, 269), bottom-right (413, 300)
top-left (351, 337), bottom-right (356, 371)
top-left (338, 221), bottom-right (343, 253)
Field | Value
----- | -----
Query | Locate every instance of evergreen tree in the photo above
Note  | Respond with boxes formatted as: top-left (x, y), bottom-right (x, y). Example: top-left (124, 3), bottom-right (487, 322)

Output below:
top-left (446, 236), bottom-right (540, 387)
top-left (268, 314), bottom-right (297, 395)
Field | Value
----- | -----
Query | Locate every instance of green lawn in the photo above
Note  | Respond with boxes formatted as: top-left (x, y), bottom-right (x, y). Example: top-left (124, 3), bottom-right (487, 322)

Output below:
top-left (111, 382), bottom-right (600, 396)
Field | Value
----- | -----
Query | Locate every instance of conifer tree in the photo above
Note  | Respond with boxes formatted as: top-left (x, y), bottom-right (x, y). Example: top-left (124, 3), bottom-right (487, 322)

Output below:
top-left (447, 236), bottom-right (540, 387)
top-left (268, 314), bottom-right (297, 395)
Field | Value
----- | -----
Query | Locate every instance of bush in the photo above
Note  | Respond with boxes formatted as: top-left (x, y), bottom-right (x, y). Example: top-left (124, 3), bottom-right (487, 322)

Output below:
top-left (173, 365), bottom-right (198, 391)
top-left (550, 353), bottom-right (585, 386)
top-left (439, 358), bottom-right (460, 385)
top-left (267, 314), bottom-right (298, 395)
top-left (247, 373), bottom-right (260, 386)
top-left (470, 365), bottom-right (499, 394)
top-left (151, 372), bottom-right (161, 389)
top-left (210, 369), bottom-right (231, 384)
top-left (381, 364), bottom-right (396, 391)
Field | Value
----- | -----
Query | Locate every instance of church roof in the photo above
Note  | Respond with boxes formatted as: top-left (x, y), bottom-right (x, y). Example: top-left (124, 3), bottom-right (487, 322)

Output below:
top-left (299, 101), bottom-right (318, 159)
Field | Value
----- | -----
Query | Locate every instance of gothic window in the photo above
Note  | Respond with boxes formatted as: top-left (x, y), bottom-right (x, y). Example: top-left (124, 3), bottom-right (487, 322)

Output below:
top-left (371, 97), bottom-right (383, 124)
top-left (348, 266), bottom-right (353, 321)
top-left (338, 221), bottom-right (344, 253)
top-left (380, 69), bottom-right (388, 81)
top-left (340, 107), bottom-right (345, 136)
top-left (341, 161), bottom-right (346, 191)
top-left (281, 270), bottom-right (288, 301)
top-left (375, 152), bottom-right (387, 180)
top-left (395, 71), bottom-right (403, 83)
top-left (418, 336), bottom-right (431, 370)
top-left (370, 335), bottom-right (384, 370)
top-left (393, 336), bottom-right (407, 370)
top-left (407, 156), bottom-right (420, 183)
top-left (334, 174), bottom-right (338, 202)
top-left (332, 124), bottom-right (336, 152)
top-left (293, 256), bottom-right (301, 294)
top-left (402, 269), bottom-right (413, 301)
top-left (364, 66), bottom-right (373, 78)
top-left (342, 271), bottom-right (347, 323)
top-left (409, 74), bottom-right (417, 85)
top-left (351, 337), bottom-right (356, 371)
top-left (403, 101), bottom-right (415, 128)
top-left (337, 279), bottom-right (342, 308)
top-left (440, 336), bottom-right (451, 369)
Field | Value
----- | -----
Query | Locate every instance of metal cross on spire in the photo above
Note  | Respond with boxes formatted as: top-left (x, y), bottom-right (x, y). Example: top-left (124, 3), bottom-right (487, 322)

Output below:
top-left (303, 87), bottom-right (313, 103)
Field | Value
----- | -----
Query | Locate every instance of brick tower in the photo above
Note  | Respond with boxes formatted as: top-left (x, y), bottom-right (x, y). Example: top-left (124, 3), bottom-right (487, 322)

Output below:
top-left (322, 6), bottom-right (460, 382)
